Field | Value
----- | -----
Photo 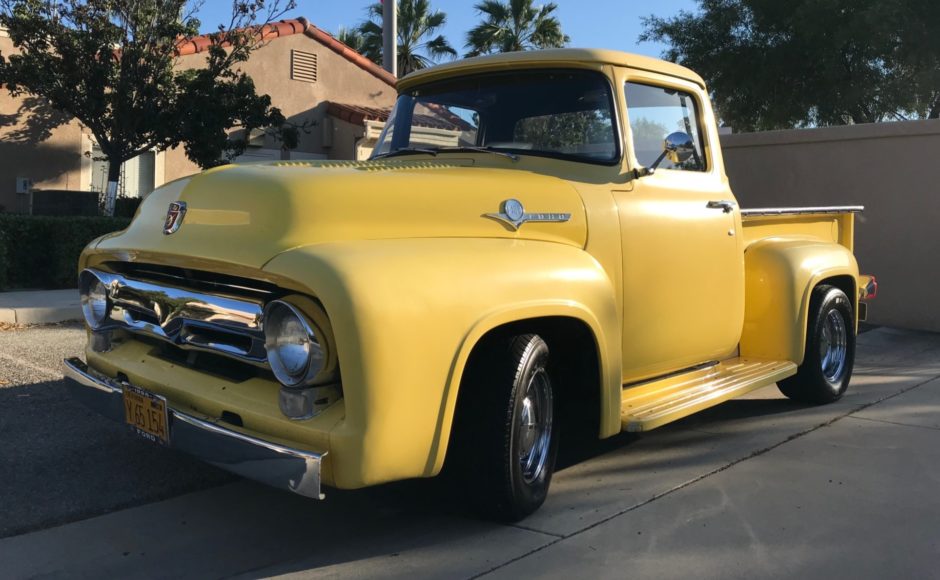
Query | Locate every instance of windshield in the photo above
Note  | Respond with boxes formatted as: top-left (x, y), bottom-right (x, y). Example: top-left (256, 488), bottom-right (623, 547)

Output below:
top-left (372, 69), bottom-right (620, 164)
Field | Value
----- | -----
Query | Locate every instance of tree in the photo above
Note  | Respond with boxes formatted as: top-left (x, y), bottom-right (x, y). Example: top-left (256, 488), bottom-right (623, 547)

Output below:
top-left (357, 0), bottom-right (456, 76)
top-left (641, 0), bottom-right (940, 132)
top-left (335, 26), bottom-right (366, 54)
top-left (465, 0), bottom-right (568, 57)
top-left (888, 0), bottom-right (940, 119)
top-left (0, 0), bottom-right (297, 215)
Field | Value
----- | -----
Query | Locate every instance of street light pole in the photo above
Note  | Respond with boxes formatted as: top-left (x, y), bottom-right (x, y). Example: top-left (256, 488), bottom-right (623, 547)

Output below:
top-left (382, 0), bottom-right (397, 77)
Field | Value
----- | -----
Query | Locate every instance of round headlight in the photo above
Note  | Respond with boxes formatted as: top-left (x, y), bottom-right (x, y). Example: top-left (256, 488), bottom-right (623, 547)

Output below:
top-left (79, 270), bottom-right (110, 329)
top-left (263, 300), bottom-right (324, 387)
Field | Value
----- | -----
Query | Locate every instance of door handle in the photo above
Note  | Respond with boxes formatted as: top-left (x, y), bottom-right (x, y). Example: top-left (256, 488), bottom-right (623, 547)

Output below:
top-left (706, 200), bottom-right (736, 213)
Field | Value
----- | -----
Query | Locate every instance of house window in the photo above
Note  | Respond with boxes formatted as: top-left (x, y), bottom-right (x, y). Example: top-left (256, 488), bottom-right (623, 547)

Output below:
top-left (291, 49), bottom-right (318, 83)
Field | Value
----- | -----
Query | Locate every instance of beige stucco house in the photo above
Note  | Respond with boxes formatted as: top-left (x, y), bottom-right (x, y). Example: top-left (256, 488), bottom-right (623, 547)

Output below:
top-left (0, 18), bottom-right (397, 213)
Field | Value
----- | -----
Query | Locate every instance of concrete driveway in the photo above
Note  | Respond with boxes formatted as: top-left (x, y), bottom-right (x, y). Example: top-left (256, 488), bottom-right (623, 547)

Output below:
top-left (1, 324), bottom-right (938, 579)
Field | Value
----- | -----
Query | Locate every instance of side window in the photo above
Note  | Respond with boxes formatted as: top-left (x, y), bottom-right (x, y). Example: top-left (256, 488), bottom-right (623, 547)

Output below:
top-left (624, 82), bottom-right (707, 172)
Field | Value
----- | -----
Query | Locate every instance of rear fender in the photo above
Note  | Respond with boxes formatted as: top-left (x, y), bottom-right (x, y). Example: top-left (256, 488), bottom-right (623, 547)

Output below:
top-left (741, 238), bottom-right (858, 364)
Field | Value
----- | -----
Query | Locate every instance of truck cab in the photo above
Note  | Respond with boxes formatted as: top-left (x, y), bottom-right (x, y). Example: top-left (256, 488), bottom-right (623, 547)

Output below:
top-left (66, 49), bottom-right (876, 521)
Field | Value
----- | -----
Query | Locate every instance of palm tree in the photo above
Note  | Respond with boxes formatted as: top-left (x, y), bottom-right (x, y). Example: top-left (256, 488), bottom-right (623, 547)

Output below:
top-left (358, 0), bottom-right (457, 76)
top-left (465, 0), bottom-right (569, 57)
top-left (335, 26), bottom-right (367, 54)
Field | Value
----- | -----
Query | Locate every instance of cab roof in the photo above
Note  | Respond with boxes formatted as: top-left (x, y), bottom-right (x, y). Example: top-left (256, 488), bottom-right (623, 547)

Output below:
top-left (397, 48), bottom-right (706, 91)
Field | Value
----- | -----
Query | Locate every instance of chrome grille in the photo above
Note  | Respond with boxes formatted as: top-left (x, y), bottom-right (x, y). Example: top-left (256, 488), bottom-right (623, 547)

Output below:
top-left (106, 262), bottom-right (277, 299)
top-left (91, 269), bottom-right (268, 365)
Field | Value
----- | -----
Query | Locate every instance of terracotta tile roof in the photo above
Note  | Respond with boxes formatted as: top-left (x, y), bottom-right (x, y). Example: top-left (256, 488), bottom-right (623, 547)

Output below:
top-left (423, 102), bottom-right (475, 131)
top-left (328, 102), bottom-right (469, 132)
top-left (175, 17), bottom-right (396, 87)
top-left (327, 102), bottom-right (392, 125)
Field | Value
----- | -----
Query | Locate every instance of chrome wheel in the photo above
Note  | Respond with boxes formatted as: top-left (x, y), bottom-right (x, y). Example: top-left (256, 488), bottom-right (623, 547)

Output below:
top-left (454, 334), bottom-right (557, 521)
top-left (819, 309), bottom-right (848, 382)
top-left (518, 368), bottom-right (553, 484)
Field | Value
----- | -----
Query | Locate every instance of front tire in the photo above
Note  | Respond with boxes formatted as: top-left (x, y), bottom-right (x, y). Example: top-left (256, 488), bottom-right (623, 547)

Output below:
top-left (778, 285), bottom-right (856, 404)
top-left (450, 334), bottom-right (558, 522)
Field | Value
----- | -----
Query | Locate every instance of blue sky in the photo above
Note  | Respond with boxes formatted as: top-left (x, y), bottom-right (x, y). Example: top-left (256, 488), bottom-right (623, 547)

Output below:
top-left (194, 0), bottom-right (700, 59)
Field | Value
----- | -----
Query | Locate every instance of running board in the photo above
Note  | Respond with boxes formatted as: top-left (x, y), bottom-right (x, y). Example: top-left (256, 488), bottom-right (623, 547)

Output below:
top-left (621, 358), bottom-right (797, 432)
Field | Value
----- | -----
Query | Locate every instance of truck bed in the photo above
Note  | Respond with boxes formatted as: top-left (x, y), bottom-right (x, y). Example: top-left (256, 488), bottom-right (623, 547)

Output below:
top-left (740, 206), bottom-right (864, 251)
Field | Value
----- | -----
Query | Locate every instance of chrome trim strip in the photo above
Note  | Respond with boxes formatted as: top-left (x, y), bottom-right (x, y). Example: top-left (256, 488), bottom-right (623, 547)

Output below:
top-left (740, 206), bottom-right (864, 217)
top-left (63, 357), bottom-right (325, 499)
top-left (87, 268), bottom-right (268, 365)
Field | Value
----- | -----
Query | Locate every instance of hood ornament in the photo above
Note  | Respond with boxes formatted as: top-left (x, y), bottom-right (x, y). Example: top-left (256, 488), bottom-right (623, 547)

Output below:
top-left (485, 199), bottom-right (571, 231)
top-left (163, 201), bottom-right (187, 235)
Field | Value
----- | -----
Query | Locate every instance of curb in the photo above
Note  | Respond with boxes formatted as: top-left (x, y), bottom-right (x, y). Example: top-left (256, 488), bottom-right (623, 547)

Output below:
top-left (0, 306), bottom-right (82, 325)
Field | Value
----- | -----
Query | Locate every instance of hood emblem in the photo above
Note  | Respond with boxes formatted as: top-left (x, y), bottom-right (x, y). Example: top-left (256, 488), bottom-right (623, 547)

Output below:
top-left (163, 201), bottom-right (187, 235)
top-left (485, 199), bottom-right (571, 231)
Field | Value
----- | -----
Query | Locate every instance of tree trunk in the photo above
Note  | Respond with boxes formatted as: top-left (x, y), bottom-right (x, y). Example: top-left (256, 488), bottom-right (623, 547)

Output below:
top-left (929, 94), bottom-right (940, 120)
top-left (103, 160), bottom-right (121, 217)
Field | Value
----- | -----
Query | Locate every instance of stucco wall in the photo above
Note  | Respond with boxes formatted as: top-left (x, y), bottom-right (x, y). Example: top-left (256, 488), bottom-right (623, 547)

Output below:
top-left (0, 32), bottom-right (85, 212)
top-left (721, 120), bottom-right (940, 332)
top-left (163, 32), bottom-right (396, 183)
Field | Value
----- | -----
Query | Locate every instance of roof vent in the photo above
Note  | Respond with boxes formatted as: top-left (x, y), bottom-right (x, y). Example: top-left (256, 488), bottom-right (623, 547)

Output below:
top-left (291, 49), bottom-right (318, 83)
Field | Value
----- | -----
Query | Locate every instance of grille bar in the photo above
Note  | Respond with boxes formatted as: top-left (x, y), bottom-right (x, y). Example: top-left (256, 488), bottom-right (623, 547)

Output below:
top-left (91, 268), bottom-right (268, 365)
top-left (106, 262), bottom-right (277, 299)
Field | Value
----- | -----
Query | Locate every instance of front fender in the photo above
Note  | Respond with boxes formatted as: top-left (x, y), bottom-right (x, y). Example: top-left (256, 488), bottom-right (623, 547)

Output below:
top-left (741, 238), bottom-right (858, 364)
top-left (263, 238), bottom-right (621, 488)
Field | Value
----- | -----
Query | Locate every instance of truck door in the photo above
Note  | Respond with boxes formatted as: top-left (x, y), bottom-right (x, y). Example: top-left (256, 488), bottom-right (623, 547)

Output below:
top-left (615, 79), bottom-right (744, 383)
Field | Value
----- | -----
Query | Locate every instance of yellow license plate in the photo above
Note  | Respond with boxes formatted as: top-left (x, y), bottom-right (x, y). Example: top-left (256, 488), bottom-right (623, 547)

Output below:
top-left (123, 383), bottom-right (170, 446)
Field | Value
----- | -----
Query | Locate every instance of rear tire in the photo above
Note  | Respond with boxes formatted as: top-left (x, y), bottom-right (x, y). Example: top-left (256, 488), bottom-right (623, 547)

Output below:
top-left (778, 285), bottom-right (855, 404)
top-left (449, 334), bottom-right (558, 522)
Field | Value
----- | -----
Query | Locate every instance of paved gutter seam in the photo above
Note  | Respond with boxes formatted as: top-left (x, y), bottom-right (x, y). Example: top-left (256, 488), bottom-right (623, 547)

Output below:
top-left (471, 371), bottom-right (940, 579)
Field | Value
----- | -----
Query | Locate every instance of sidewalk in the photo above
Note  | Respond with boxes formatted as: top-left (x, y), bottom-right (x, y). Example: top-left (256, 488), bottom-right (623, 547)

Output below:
top-left (0, 289), bottom-right (81, 324)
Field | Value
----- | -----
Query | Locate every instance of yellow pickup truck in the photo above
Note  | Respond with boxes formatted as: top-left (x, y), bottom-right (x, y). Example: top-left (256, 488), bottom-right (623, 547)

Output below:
top-left (66, 48), bottom-right (877, 521)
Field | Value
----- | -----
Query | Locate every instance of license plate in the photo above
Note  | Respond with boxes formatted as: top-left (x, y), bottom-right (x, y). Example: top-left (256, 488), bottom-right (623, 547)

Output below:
top-left (122, 383), bottom-right (170, 446)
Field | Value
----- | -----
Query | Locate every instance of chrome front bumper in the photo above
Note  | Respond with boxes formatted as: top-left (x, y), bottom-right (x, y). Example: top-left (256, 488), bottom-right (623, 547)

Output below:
top-left (63, 357), bottom-right (325, 499)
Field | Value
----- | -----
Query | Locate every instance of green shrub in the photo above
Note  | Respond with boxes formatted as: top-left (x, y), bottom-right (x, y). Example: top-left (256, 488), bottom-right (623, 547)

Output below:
top-left (0, 215), bottom-right (131, 290)
top-left (114, 195), bottom-right (143, 218)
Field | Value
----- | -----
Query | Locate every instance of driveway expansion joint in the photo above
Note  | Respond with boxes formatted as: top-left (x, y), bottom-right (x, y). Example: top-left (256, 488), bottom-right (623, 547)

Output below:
top-left (507, 523), bottom-right (565, 539)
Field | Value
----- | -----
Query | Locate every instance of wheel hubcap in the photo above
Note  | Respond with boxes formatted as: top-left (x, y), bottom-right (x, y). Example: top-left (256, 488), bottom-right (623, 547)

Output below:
top-left (518, 368), bottom-right (553, 484)
top-left (819, 309), bottom-right (848, 382)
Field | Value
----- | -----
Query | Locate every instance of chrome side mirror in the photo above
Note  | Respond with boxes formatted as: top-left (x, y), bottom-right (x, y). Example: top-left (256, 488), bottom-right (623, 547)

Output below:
top-left (637, 131), bottom-right (696, 177)
top-left (663, 131), bottom-right (695, 164)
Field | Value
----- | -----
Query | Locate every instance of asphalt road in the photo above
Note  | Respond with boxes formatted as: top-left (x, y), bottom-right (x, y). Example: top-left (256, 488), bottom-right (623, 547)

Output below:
top-left (1, 324), bottom-right (939, 578)
top-left (0, 323), bottom-right (232, 538)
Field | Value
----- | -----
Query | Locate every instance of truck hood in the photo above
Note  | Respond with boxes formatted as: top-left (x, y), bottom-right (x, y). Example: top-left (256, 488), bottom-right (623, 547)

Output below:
top-left (96, 160), bottom-right (587, 270)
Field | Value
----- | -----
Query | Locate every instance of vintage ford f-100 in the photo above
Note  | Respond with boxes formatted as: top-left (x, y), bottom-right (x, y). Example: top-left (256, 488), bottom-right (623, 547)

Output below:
top-left (65, 48), bottom-right (877, 520)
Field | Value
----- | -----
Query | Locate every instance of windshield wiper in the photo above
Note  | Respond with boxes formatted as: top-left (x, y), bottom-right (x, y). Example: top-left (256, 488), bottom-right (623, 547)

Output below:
top-left (439, 146), bottom-right (519, 162)
top-left (371, 147), bottom-right (439, 159)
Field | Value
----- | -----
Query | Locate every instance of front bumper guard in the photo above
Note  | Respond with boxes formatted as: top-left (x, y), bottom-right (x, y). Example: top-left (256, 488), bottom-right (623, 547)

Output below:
top-left (63, 357), bottom-right (325, 499)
